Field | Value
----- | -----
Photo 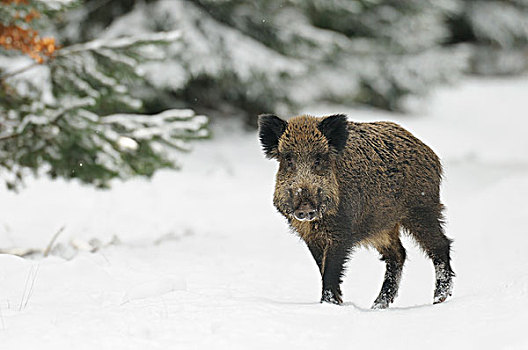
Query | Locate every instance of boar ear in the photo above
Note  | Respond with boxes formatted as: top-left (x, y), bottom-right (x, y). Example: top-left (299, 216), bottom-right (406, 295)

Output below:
top-left (258, 114), bottom-right (287, 159)
top-left (318, 114), bottom-right (348, 153)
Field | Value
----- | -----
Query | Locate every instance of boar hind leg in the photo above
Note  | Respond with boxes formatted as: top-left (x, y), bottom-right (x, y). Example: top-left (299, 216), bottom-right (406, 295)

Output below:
top-left (371, 226), bottom-right (406, 309)
top-left (404, 205), bottom-right (454, 304)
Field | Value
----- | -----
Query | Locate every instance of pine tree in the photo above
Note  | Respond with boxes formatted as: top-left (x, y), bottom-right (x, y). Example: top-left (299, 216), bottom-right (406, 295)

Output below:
top-left (448, 0), bottom-right (528, 74)
top-left (282, 0), bottom-right (467, 110)
top-left (59, 0), bottom-right (469, 125)
top-left (0, 0), bottom-right (209, 190)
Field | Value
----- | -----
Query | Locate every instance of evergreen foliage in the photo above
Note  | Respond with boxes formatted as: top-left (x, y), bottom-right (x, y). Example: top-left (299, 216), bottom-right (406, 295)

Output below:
top-left (44, 0), bottom-right (528, 127)
top-left (0, 0), bottom-right (209, 190)
top-left (58, 0), bottom-right (474, 125)
top-left (449, 0), bottom-right (528, 74)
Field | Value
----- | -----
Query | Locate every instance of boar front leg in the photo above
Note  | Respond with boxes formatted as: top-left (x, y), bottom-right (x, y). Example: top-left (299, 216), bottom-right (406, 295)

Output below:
top-left (306, 238), bottom-right (349, 305)
top-left (306, 241), bottom-right (325, 276)
top-left (319, 243), bottom-right (349, 305)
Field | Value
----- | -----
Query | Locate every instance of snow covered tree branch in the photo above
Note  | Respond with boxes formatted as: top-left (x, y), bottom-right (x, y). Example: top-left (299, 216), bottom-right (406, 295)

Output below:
top-left (0, 1), bottom-right (209, 190)
top-left (67, 0), bottom-right (526, 124)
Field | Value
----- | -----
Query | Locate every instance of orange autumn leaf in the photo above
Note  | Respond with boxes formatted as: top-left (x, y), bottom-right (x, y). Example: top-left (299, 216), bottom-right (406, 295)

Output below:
top-left (1, 0), bottom-right (30, 4)
top-left (0, 4), bottom-right (59, 63)
top-left (25, 9), bottom-right (40, 23)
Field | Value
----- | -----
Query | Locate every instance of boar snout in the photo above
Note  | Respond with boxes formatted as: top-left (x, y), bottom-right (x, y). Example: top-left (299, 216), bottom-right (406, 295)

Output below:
top-left (294, 201), bottom-right (318, 221)
top-left (291, 187), bottom-right (320, 221)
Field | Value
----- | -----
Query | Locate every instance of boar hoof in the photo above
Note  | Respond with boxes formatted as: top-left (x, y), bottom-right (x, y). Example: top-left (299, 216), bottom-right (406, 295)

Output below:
top-left (433, 289), bottom-right (452, 304)
top-left (321, 289), bottom-right (343, 305)
top-left (371, 300), bottom-right (389, 310)
top-left (433, 273), bottom-right (453, 304)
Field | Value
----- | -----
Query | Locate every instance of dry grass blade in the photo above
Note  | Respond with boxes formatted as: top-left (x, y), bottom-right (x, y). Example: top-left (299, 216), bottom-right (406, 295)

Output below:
top-left (18, 264), bottom-right (40, 311)
top-left (43, 226), bottom-right (65, 257)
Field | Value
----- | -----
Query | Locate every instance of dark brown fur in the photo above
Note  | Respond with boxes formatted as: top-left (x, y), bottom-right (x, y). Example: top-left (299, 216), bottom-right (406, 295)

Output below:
top-left (259, 114), bottom-right (454, 308)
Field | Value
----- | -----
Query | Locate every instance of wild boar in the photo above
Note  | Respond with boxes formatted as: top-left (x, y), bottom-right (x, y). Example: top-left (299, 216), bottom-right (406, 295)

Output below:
top-left (258, 114), bottom-right (454, 309)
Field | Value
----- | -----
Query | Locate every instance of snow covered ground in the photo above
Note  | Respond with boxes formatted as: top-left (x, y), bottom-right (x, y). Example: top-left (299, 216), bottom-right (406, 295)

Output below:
top-left (1, 78), bottom-right (528, 349)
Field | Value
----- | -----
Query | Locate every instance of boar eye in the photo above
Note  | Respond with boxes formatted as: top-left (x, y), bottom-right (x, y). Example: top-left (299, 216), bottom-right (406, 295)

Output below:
top-left (283, 154), bottom-right (294, 168)
top-left (314, 154), bottom-right (328, 172)
top-left (314, 154), bottom-right (325, 167)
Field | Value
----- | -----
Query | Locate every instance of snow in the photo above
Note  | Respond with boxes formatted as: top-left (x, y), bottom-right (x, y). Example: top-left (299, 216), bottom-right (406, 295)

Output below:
top-left (1, 78), bottom-right (528, 349)
top-left (117, 136), bottom-right (139, 152)
top-left (60, 31), bottom-right (182, 55)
